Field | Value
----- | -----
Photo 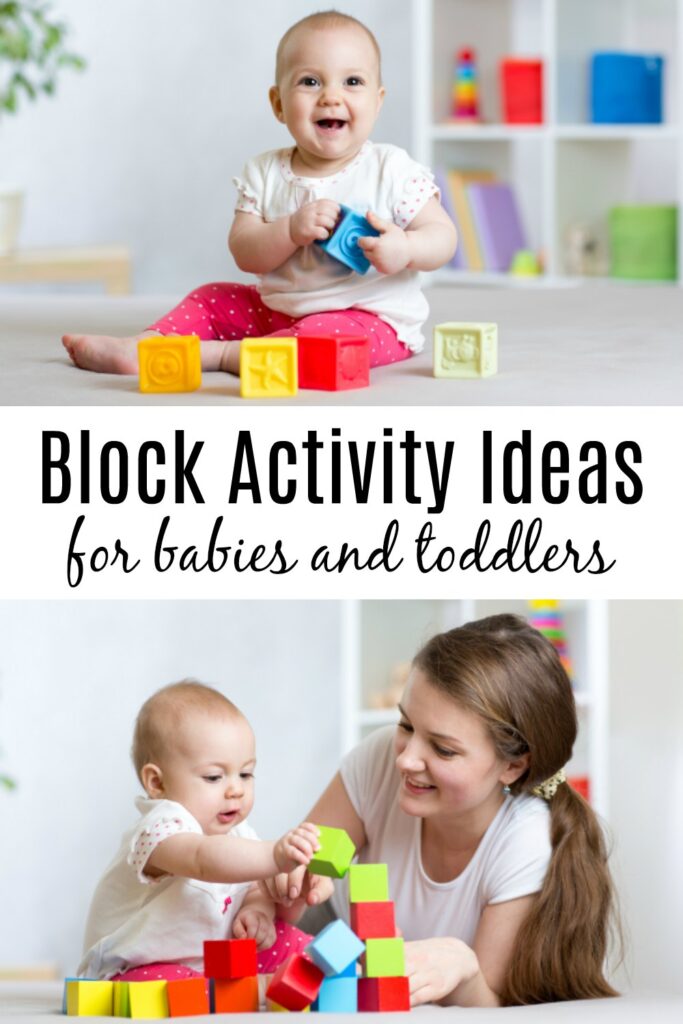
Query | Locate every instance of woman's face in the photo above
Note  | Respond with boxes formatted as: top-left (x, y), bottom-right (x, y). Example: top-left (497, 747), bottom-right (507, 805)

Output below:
top-left (394, 668), bottom-right (512, 821)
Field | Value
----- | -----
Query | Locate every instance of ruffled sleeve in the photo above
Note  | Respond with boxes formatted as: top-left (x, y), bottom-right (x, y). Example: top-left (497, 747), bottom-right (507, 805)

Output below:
top-left (388, 149), bottom-right (439, 229)
top-left (233, 155), bottom-right (265, 216)
top-left (127, 799), bottom-right (202, 885)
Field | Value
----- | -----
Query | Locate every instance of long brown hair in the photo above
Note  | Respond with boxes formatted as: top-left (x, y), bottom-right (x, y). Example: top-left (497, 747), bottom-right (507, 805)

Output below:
top-left (414, 614), bottom-right (620, 1004)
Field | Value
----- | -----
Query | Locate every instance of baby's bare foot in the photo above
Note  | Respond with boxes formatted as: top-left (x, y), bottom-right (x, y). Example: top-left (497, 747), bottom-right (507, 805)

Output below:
top-left (61, 333), bottom-right (150, 374)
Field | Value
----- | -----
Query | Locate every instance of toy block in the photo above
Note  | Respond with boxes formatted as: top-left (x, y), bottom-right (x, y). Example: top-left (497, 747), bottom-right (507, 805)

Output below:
top-left (138, 334), bottom-right (201, 393)
top-left (306, 920), bottom-right (365, 977)
top-left (316, 204), bottom-right (379, 275)
top-left (350, 900), bottom-right (396, 939)
top-left (129, 981), bottom-right (169, 1019)
top-left (112, 981), bottom-right (130, 1017)
top-left (65, 979), bottom-right (114, 1016)
top-left (203, 938), bottom-right (258, 979)
top-left (297, 334), bottom-right (370, 391)
top-left (358, 976), bottom-right (410, 1012)
top-left (433, 322), bottom-right (498, 379)
top-left (333, 960), bottom-right (358, 978)
top-left (62, 978), bottom-right (79, 1014)
top-left (348, 863), bottom-right (389, 902)
top-left (267, 999), bottom-right (310, 1012)
top-left (211, 976), bottom-right (259, 1013)
top-left (265, 954), bottom-right (325, 1011)
top-left (314, 976), bottom-right (358, 1012)
top-left (363, 938), bottom-right (405, 978)
top-left (309, 825), bottom-right (356, 879)
top-left (240, 337), bottom-right (298, 398)
top-left (166, 977), bottom-right (210, 1017)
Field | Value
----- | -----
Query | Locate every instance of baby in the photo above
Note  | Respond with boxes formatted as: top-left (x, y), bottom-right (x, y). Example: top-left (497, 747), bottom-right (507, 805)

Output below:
top-left (78, 681), bottom-right (320, 981)
top-left (62, 10), bottom-right (457, 377)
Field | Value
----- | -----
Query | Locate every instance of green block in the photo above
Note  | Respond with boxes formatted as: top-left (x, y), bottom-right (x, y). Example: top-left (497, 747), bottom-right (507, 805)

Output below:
top-left (348, 863), bottom-right (389, 902)
top-left (309, 825), bottom-right (356, 879)
top-left (364, 938), bottom-right (405, 978)
top-left (609, 204), bottom-right (677, 281)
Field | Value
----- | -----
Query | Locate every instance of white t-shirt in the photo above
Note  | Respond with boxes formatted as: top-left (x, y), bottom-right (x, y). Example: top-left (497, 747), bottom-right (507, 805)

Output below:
top-left (79, 797), bottom-right (258, 979)
top-left (335, 726), bottom-right (551, 946)
top-left (233, 141), bottom-right (439, 352)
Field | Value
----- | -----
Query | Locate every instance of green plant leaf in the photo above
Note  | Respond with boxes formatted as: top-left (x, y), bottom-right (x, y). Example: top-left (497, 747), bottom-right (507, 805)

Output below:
top-left (0, 774), bottom-right (17, 791)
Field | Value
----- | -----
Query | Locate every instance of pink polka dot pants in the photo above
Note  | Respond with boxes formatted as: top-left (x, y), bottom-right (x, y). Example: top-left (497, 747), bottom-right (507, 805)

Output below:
top-left (147, 283), bottom-right (412, 369)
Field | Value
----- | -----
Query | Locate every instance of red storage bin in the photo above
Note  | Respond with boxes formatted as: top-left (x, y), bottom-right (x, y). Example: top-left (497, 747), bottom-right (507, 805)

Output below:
top-left (501, 58), bottom-right (543, 123)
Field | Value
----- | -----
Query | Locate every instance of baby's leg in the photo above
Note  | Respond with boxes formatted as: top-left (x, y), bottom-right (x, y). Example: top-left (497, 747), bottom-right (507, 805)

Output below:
top-left (62, 330), bottom-right (156, 374)
top-left (269, 310), bottom-right (413, 368)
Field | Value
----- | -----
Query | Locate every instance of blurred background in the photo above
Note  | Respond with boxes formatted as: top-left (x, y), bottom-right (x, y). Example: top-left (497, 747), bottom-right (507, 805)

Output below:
top-left (0, 0), bottom-right (680, 294)
top-left (0, 599), bottom-right (682, 996)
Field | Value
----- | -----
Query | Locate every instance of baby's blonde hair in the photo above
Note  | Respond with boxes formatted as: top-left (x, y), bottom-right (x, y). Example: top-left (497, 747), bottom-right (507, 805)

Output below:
top-left (131, 680), bottom-right (242, 782)
top-left (275, 10), bottom-right (382, 85)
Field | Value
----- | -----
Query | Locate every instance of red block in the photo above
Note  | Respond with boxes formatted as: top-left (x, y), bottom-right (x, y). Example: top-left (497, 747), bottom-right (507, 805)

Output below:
top-left (166, 977), bottom-right (210, 1017)
top-left (211, 976), bottom-right (259, 1013)
top-left (358, 976), bottom-right (410, 1012)
top-left (297, 334), bottom-right (370, 391)
top-left (266, 954), bottom-right (325, 1011)
top-left (203, 938), bottom-right (258, 979)
top-left (351, 901), bottom-right (396, 940)
top-left (500, 58), bottom-right (543, 124)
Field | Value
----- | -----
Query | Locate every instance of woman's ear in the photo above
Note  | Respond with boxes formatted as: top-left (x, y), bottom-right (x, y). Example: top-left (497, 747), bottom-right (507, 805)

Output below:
top-left (500, 752), bottom-right (531, 788)
top-left (269, 85), bottom-right (285, 123)
top-left (141, 763), bottom-right (165, 798)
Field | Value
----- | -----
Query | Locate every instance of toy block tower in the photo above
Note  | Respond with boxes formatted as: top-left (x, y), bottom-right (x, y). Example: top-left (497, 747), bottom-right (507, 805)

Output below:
top-left (203, 938), bottom-right (259, 1012)
top-left (528, 600), bottom-right (574, 679)
top-left (316, 205), bottom-right (379, 275)
top-left (452, 47), bottom-right (480, 121)
top-left (347, 862), bottom-right (410, 1012)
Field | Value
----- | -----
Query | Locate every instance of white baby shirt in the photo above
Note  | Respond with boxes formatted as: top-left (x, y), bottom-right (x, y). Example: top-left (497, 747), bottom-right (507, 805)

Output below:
top-left (78, 797), bottom-right (258, 978)
top-left (335, 726), bottom-right (551, 946)
top-left (233, 141), bottom-right (439, 352)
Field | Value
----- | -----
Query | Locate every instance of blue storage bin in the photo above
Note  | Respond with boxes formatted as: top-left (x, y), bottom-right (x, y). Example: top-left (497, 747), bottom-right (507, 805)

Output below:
top-left (591, 52), bottom-right (663, 123)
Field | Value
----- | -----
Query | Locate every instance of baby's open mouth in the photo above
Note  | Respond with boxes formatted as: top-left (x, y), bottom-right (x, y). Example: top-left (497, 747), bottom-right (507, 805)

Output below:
top-left (316, 118), bottom-right (346, 130)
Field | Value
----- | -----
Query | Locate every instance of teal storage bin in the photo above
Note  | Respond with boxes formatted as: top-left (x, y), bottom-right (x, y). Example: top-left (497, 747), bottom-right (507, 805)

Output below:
top-left (609, 205), bottom-right (678, 280)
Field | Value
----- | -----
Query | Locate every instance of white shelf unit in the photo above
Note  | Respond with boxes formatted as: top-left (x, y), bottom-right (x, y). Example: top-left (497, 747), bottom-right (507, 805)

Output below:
top-left (412, 0), bottom-right (683, 287)
top-left (341, 600), bottom-right (609, 819)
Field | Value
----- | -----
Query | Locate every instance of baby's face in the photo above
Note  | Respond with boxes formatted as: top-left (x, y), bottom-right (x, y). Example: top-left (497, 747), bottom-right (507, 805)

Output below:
top-left (270, 23), bottom-right (385, 174)
top-left (155, 712), bottom-right (256, 835)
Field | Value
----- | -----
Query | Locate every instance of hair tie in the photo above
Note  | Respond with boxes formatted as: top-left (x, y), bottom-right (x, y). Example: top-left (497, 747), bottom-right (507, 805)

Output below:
top-left (532, 768), bottom-right (567, 800)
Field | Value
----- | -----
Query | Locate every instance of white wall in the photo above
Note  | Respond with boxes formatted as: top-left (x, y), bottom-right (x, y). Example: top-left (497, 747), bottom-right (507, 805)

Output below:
top-left (0, 601), bottom-right (342, 974)
top-left (0, 0), bottom-right (412, 294)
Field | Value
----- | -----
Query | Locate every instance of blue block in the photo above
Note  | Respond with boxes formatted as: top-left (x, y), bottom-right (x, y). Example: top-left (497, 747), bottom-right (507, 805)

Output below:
top-left (316, 205), bottom-right (379, 275)
top-left (307, 920), bottom-right (365, 977)
top-left (591, 52), bottom-right (663, 124)
top-left (315, 977), bottom-right (358, 1013)
top-left (334, 960), bottom-right (358, 979)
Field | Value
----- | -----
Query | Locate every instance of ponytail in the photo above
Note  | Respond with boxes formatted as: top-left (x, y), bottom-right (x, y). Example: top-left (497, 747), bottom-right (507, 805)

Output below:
top-left (502, 782), bottom-right (620, 1004)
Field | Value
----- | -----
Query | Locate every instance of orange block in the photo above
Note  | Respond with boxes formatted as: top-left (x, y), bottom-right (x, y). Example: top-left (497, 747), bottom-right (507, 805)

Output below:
top-left (138, 334), bottom-right (201, 393)
top-left (167, 977), bottom-right (210, 1017)
top-left (212, 976), bottom-right (259, 1013)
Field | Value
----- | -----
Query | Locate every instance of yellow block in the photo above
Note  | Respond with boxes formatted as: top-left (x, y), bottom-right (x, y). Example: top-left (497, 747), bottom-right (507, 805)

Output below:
top-left (66, 980), bottom-right (114, 1016)
top-left (128, 980), bottom-right (169, 1018)
top-left (267, 998), bottom-right (311, 1012)
top-left (433, 322), bottom-right (498, 378)
top-left (240, 337), bottom-right (298, 398)
top-left (138, 334), bottom-right (201, 393)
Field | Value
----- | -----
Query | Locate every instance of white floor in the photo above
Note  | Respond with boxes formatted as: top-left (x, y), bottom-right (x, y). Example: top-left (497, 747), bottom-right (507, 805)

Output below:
top-left (1, 283), bottom-right (681, 406)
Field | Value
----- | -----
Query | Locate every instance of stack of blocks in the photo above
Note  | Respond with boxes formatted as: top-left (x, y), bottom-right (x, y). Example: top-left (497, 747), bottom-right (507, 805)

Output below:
top-left (265, 825), bottom-right (410, 1013)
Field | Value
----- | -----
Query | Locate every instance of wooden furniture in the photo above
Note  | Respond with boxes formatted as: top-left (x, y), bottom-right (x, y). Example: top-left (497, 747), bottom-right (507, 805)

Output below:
top-left (0, 245), bottom-right (131, 294)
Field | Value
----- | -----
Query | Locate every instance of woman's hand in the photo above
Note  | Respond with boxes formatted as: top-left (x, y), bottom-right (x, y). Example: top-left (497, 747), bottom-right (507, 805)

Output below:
top-left (404, 937), bottom-right (482, 1006)
top-left (232, 906), bottom-right (276, 951)
top-left (263, 865), bottom-right (335, 914)
top-left (289, 200), bottom-right (341, 247)
top-left (357, 211), bottom-right (412, 275)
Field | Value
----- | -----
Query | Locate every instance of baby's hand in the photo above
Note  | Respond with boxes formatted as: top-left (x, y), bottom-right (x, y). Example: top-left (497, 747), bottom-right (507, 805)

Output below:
top-left (357, 210), bottom-right (412, 275)
top-left (289, 200), bottom-right (341, 247)
top-left (273, 821), bottom-right (320, 874)
top-left (232, 906), bottom-right (276, 951)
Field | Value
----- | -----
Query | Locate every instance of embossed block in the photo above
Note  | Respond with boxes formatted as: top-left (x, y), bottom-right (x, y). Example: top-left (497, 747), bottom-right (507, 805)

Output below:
top-left (166, 977), bottom-right (210, 1016)
top-left (240, 337), bottom-right (298, 398)
top-left (211, 976), bottom-right (259, 1013)
top-left (363, 937), bottom-right (405, 978)
top-left (309, 824), bottom-right (356, 879)
top-left (138, 334), bottom-right (201, 393)
top-left (348, 863), bottom-right (389, 902)
top-left (65, 979), bottom-right (114, 1016)
top-left (316, 205), bottom-right (379, 275)
top-left (265, 953), bottom-right (325, 1011)
top-left (350, 900), bottom-right (396, 939)
top-left (433, 322), bottom-right (498, 378)
top-left (358, 976), bottom-right (410, 1011)
top-left (307, 920), bottom-right (365, 977)
top-left (204, 938), bottom-right (258, 979)
top-left (297, 334), bottom-right (370, 391)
